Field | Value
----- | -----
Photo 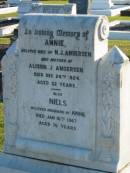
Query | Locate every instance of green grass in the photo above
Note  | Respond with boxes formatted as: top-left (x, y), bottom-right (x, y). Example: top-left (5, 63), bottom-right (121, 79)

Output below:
top-left (108, 16), bottom-right (130, 22)
top-left (108, 14), bottom-right (130, 58)
top-left (0, 37), bottom-right (10, 45)
top-left (108, 16), bottom-right (130, 58)
top-left (0, 103), bottom-right (4, 151)
top-left (0, 12), bottom-right (18, 20)
top-left (109, 40), bottom-right (130, 58)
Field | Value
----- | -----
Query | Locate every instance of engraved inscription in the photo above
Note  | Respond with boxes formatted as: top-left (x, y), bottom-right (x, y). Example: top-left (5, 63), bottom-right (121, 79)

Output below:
top-left (17, 16), bottom-right (97, 149)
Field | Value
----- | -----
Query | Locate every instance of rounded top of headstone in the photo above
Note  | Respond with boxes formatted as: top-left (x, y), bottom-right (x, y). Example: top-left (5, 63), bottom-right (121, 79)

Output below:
top-left (98, 17), bottom-right (109, 40)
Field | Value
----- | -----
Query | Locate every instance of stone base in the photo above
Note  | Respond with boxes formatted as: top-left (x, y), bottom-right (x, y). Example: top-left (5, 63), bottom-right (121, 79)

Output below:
top-left (0, 153), bottom-right (114, 173)
top-left (0, 153), bottom-right (129, 173)
top-left (89, 5), bottom-right (130, 16)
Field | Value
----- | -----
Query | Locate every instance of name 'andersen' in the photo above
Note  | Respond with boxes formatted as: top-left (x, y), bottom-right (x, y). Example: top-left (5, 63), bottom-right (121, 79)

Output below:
top-left (29, 64), bottom-right (83, 73)
top-left (55, 50), bottom-right (91, 57)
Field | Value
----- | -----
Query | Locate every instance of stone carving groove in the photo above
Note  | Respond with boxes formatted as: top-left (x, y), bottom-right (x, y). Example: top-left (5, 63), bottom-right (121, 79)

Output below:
top-left (101, 72), bottom-right (115, 138)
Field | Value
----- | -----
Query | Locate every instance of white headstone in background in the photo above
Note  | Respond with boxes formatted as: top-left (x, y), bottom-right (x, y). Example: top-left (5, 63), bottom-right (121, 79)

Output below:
top-left (7, 0), bottom-right (20, 6)
top-left (90, 0), bottom-right (130, 16)
top-left (113, 0), bottom-right (130, 5)
top-left (18, 1), bottom-right (41, 17)
top-left (91, 0), bottom-right (113, 10)
top-left (8, 0), bottom-right (31, 6)
top-left (31, 4), bottom-right (76, 14)
top-left (19, 3), bottom-right (76, 17)
top-left (1, 14), bottom-right (130, 173)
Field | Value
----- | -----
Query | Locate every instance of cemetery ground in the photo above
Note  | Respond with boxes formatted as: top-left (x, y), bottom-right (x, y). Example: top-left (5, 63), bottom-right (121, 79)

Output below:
top-left (0, 0), bottom-right (130, 152)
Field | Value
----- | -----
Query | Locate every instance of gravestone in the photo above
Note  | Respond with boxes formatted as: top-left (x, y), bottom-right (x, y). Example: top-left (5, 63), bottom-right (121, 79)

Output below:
top-left (19, 2), bottom-right (76, 17)
top-left (31, 4), bottom-right (76, 14)
top-left (89, 0), bottom-right (115, 16)
top-left (113, 0), bottom-right (130, 5)
top-left (90, 0), bottom-right (130, 16)
top-left (7, 0), bottom-right (21, 6)
top-left (69, 0), bottom-right (90, 14)
top-left (8, 0), bottom-right (31, 6)
top-left (121, 9), bottom-right (130, 15)
top-left (1, 13), bottom-right (130, 173)
top-left (18, 0), bottom-right (41, 17)
top-left (91, 0), bottom-right (113, 9)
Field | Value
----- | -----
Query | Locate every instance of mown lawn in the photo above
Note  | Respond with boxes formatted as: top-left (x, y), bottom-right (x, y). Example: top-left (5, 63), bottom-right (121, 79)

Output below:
top-left (0, 12), bottom-right (18, 20)
top-left (108, 16), bottom-right (130, 57)
top-left (108, 15), bottom-right (130, 22)
top-left (0, 37), bottom-right (11, 45)
top-left (109, 40), bottom-right (130, 58)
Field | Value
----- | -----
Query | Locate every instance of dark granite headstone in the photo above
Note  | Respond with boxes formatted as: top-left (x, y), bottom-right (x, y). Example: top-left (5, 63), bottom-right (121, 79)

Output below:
top-left (69, 0), bottom-right (90, 14)
top-left (121, 9), bottom-right (130, 16)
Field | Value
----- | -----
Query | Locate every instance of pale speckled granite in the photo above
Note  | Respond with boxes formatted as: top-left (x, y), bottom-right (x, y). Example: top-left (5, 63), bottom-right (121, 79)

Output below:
top-left (18, 1), bottom-right (76, 18)
top-left (91, 0), bottom-right (113, 10)
top-left (2, 14), bottom-right (130, 173)
top-left (0, 153), bottom-right (110, 173)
